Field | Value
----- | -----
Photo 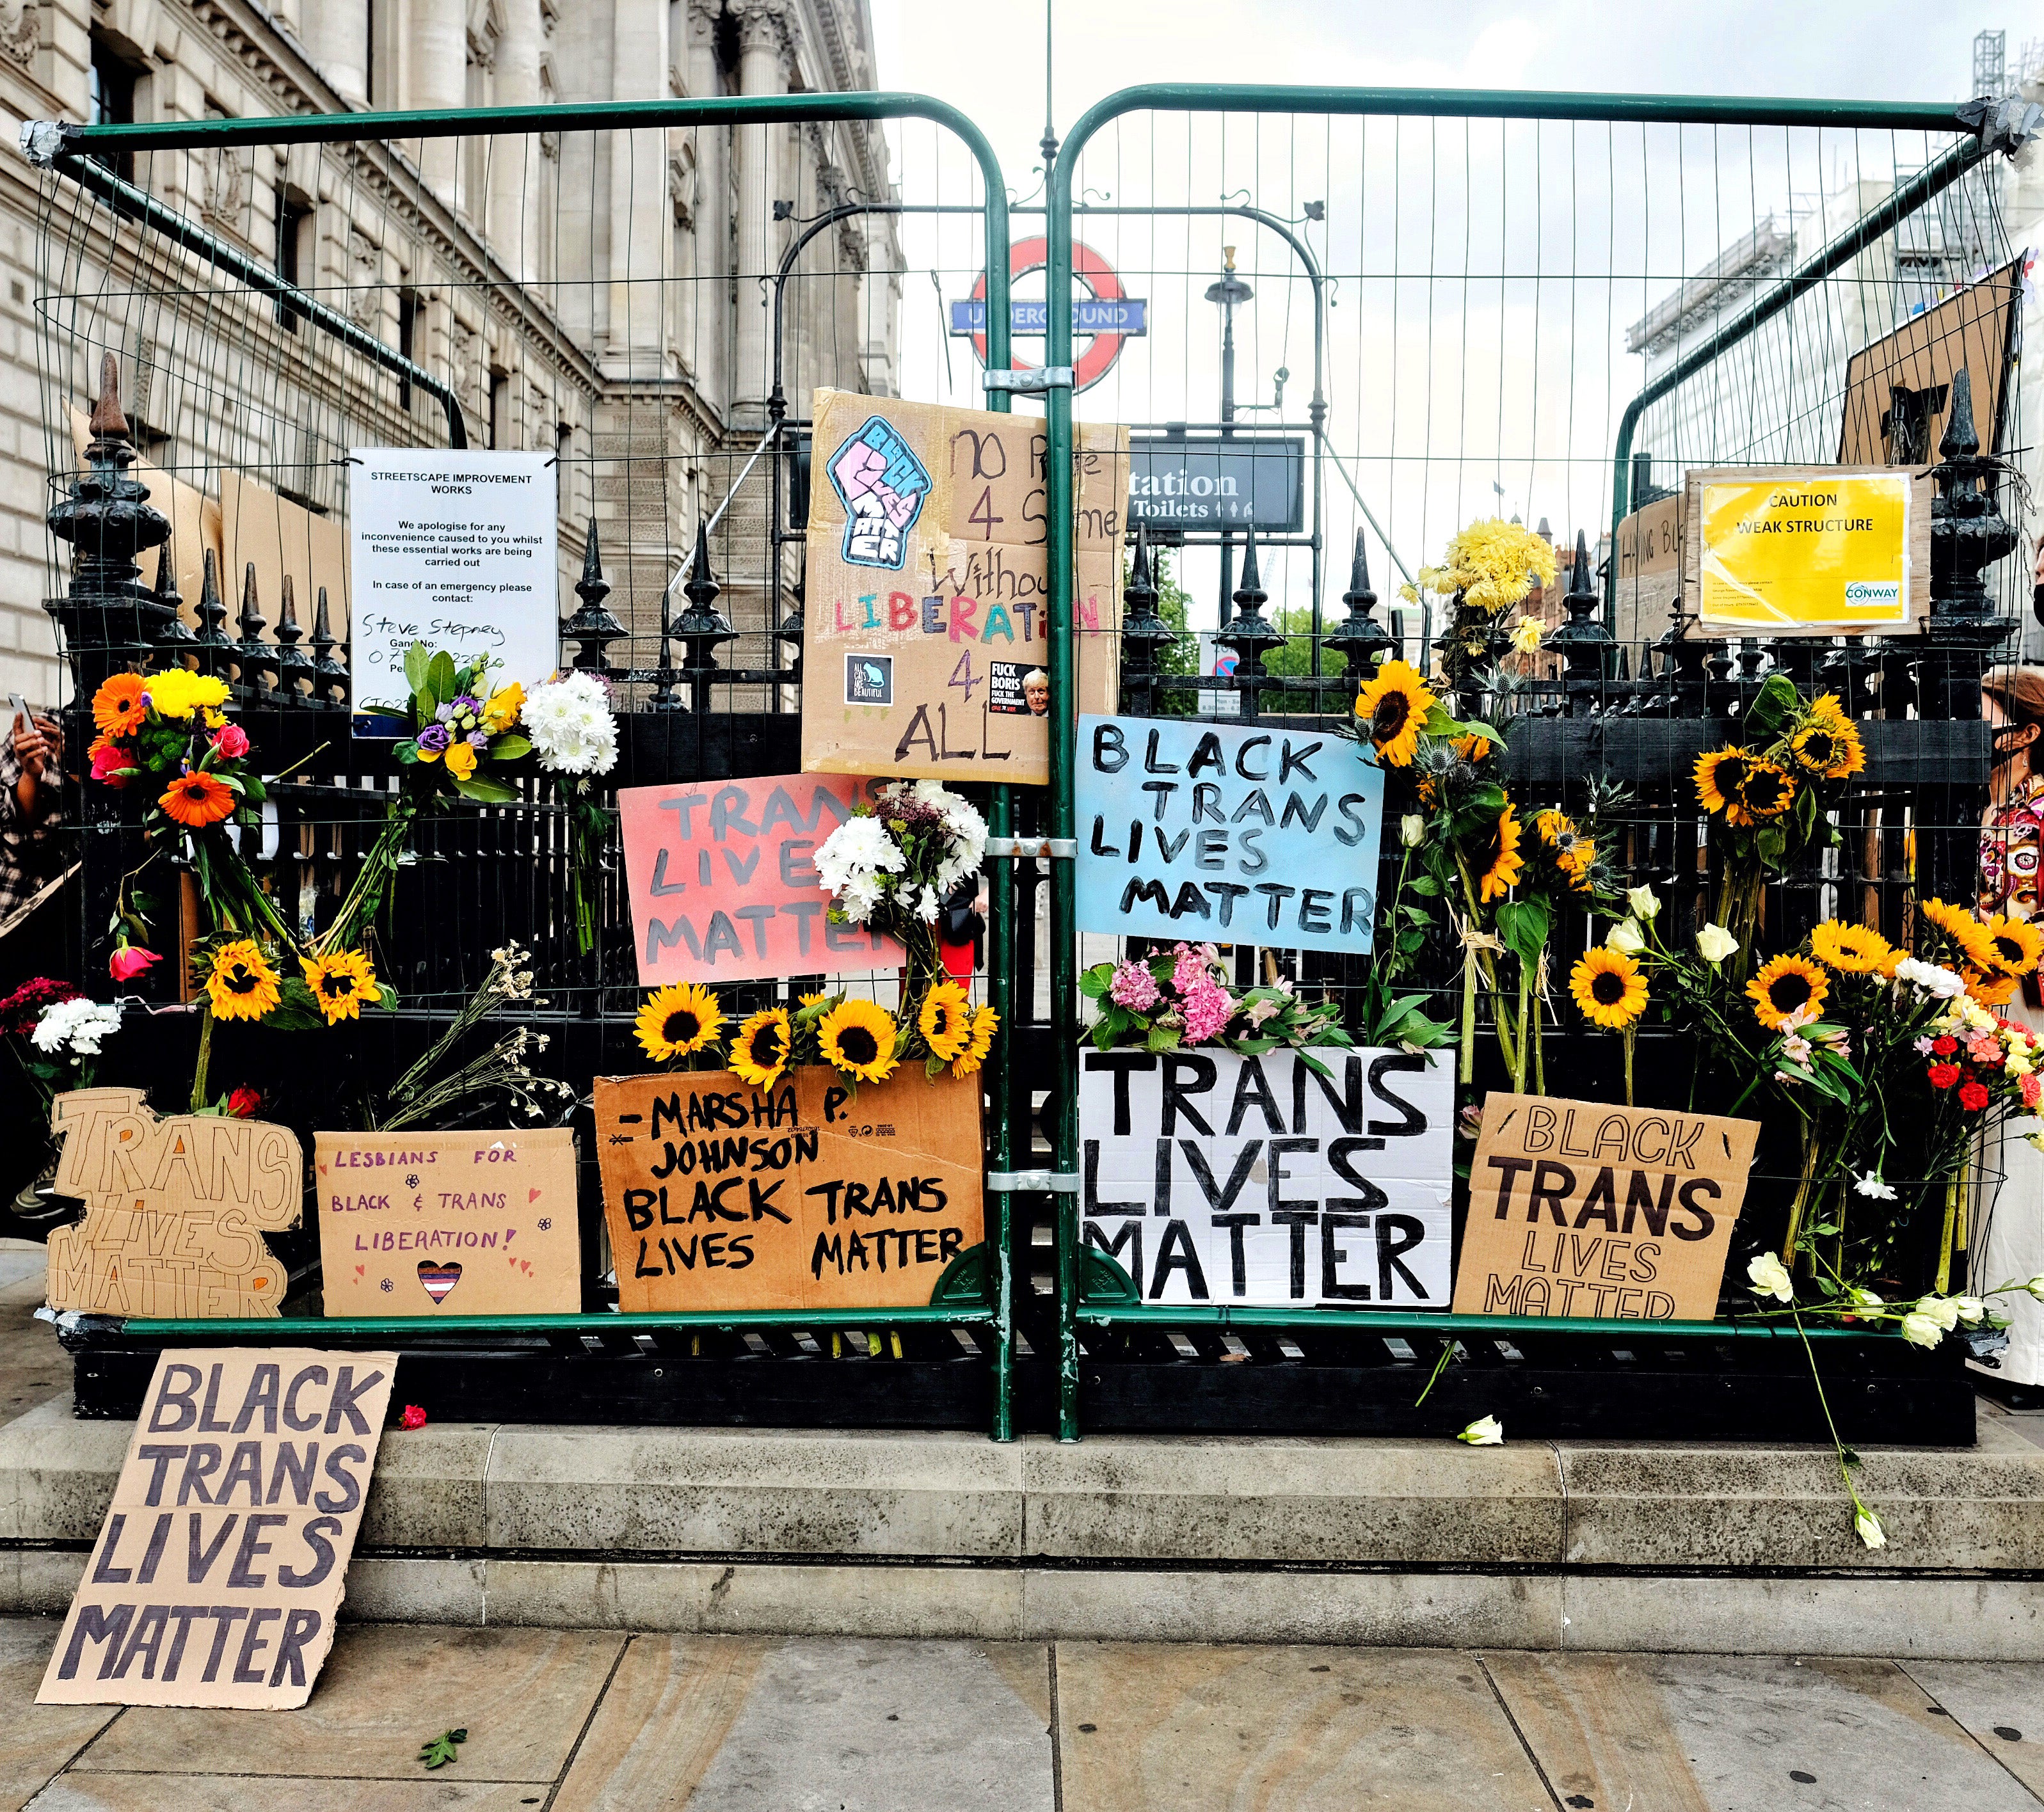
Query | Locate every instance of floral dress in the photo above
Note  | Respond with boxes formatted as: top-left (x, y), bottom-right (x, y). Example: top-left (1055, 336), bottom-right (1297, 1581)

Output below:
top-left (1972, 774), bottom-right (2044, 1387)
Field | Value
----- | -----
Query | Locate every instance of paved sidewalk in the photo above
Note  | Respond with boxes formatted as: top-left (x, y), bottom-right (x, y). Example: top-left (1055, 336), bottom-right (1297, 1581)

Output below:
top-left (0, 1617), bottom-right (2039, 1810)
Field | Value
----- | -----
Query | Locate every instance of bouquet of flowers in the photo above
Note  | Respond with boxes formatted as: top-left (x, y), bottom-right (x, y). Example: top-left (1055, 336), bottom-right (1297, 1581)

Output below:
top-left (813, 780), bottom-right (987, 1015)
top-left (1397, 517), bottom-right (1558, 706)
top-left (520, 671), bottom-right (619, 957)
top-left (1079, 942), bottom-right (1353, 1073)
top-left (1, 977), bottom-right (119, 1112)
top-left (630, 980), bottom-right (996, 1092)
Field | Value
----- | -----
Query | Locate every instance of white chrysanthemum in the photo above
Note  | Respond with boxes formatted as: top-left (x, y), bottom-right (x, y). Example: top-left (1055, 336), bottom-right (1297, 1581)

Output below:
top-left (837, 874), bottom-right (883, 925)
top-left (914, 885), bottom-right (941, 923)
top-left (523, 672), bottom-right (618, 776)
top-left (815, 815), bottom-right (904, 900)
top-left (1895, 957), bottom-right (1967, 999)
top-left (31, 997), bottom-right (122, 1056)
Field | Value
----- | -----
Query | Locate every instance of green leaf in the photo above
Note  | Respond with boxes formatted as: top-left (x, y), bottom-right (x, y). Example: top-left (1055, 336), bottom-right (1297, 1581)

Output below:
top-left (1756, 825), bottom-right (1788, 867)
top-left (1496, 896), bottom-right (1551, 971)
top-left (1794, 784), bottom-right (1817, 839)
top-left (454, 776), bottom-right (520, 805)
top-left (418, 1729), bottom-right (467, 1771)
top-left (1144, 1022), bottom-right (1181, 1053)
top-left (1078, 967), bottom-right (1111, 999)
top-left (1396, 928), bottom-right (1426, 953)
top-left (1463, 782), bottom-right (1508, 822)
top-left (1456, 720), bottom-right (1503, 749)
top-left (490, 734), bottom-right (533, 761)
top-left (403, 642), bottom-right (431, 697)
top-left (426, 651), bottom-right (458, 708)
top-left (1744, 672), bottom-right (1801, 738)
top-left (239, 776), bottom-right (267, 805)
top-left (394, 742), bottom-right (420, 766)
top-left (1407, 874), bottom-right (1441, 897)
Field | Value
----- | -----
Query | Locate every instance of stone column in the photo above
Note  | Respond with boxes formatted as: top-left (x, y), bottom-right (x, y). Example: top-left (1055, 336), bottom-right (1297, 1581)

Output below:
top-left (410, 0), bottom-right (467, 203)
top-left (603, 0), bottom-right (671, 379)
top-left (730, 0), bottom-right (791, 423)
top-left (489, 0), bottom-right (543, 278)
top-left (311, 1), bottom-right (371, 107)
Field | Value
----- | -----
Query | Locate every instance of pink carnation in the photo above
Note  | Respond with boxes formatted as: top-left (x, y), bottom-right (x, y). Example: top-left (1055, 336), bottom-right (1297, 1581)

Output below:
top-left (1179, 978), bottom-right (1234, 1044)
top-left (1107, 960), bottom-right (1160, 1011)
top-left (2023, 1074), bottom-right (2042, 1109)
top-left (1969, 1037), bottom-right (2002, 1065)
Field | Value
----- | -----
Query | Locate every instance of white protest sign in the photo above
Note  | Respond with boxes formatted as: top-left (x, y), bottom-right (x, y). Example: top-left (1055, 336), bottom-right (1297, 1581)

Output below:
top-left (1080, 1047), bottom-right (1453, 1307)
top-left (40, 1347), bottom-right (396, 1709)
top-left (348, 450), bottom-right (559, 715)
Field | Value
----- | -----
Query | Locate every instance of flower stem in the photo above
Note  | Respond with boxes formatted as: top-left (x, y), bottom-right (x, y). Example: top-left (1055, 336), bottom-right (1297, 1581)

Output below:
top-left (189, 1008), bottom-right (214, 1114)
top-left (1779, 1122), bottom-right (1823, 1267)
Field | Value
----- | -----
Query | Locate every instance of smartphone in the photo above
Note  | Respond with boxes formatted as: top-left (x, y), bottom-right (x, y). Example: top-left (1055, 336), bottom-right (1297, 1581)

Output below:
top-left (6, 693), bottom-right (28, 734)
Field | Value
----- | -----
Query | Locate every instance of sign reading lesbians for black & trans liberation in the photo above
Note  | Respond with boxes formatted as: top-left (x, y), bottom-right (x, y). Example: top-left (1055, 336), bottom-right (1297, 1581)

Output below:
top-left (1074, 715), bottom-right (1385, 953)
top-left (40, 1348), bottom-right (395, 1710)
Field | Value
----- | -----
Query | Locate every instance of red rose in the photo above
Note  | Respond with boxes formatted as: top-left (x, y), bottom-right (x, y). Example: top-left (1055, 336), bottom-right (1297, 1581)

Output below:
top-left (225, 1086), bottom-right (260, 1118)
top-left (1931, 1036), bottom-right (1958, 1056)
top-left (1959, 1080), bottom-right (1990, 1113)
top-left (1928, 1062), bottom-right (1961, 1089)
top-left (399, 1404), bottom-right (427, 1431)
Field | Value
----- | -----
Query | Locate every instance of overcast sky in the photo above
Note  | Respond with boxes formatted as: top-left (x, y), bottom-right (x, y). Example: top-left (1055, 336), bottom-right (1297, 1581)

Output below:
top-left (861, 4), bottom-right (2030, 639)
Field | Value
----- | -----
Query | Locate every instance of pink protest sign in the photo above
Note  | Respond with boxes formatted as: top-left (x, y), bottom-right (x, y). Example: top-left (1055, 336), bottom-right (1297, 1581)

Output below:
top-left (618, 773), bottom-right (902, 984)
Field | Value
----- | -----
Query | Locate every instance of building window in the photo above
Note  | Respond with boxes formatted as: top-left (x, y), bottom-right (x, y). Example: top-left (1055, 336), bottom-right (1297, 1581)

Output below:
top-left (275, 191), bottom-right (313, 333)
top-left (488, 372), bottom-right (509, 449)
top-left (396, 289), bottom-right (420, 411)
top-left (87, 36), bottom-right (138, 184)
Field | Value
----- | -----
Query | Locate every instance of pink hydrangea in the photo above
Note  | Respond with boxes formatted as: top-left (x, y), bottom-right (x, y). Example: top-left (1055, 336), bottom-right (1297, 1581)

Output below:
top-left (1170, 942), bottom-right (1219, 997)
top-left (1107, 960), bottom-right (1160, 1011)
top-left (1179, 978), bottom-right (1234, 1044)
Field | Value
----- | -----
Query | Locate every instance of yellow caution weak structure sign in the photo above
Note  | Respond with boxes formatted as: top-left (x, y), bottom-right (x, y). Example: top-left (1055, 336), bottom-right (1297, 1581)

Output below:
top-left (1693, 467), bottom-right (1917, 632)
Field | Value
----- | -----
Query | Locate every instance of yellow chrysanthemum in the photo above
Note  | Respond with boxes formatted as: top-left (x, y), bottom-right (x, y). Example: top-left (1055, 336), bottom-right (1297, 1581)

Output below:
top-left (1569, 947), bottom-right (1648, 1030)
top-left (1353, 660), bottom-right (1436, 767)
top-left (1789, 719), bottom-right (1865, 781)
top-left (205, 939), bottom-right (280, 1022)
top-left (1747, 954), bottom-right (1828, 1031)
top-left (482, 683), bottom-right (525, 734)
top-left (951, 1005), bottom-right (999, 1078)
top-left (1474, 803), bottom-right (1526, 903)
top-left (145, 667), bottom-right (230, 722)
top-left (1979, 912), bottom-right (2044, 980)
top-left (730, 1007), bottom-right (792, 1088)
top-left (918, 980), bottom-right (973, 1062)
top-left (635, 982), bottom-right (724, 1062)
top-left (299, 948), bottom-right (382, 1024)
top-left (1729, 758), bottom-right (1794, 827)
top-left (1920, 898), bottom-right (1998, 973)
top-left (1412, 518), bottom-right (1558, 613)
top-left (1808, 921), bottom-right (1894, 976)
top-left (819, 997), bottom-right (898, 1084)
top-left (1693, 747), bottom-right (1749, 817)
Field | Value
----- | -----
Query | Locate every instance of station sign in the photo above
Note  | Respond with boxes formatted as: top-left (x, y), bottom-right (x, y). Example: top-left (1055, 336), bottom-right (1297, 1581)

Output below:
top-left (1128, 435), bottom-right (1304, 534)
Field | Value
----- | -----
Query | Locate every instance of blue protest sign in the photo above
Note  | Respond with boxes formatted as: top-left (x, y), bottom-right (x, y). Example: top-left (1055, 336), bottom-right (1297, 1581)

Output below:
top-left (1074, 715), bottom-right (1385, 953)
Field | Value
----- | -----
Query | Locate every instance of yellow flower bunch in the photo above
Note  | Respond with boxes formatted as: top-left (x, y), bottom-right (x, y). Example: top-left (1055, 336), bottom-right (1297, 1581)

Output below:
top-left (1400, 518), bottom-right (1558, 615)
top-left (147, 669), bottom-right (231, 722)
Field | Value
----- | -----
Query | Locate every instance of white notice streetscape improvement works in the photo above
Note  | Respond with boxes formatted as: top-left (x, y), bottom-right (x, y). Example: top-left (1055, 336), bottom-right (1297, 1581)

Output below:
top-left (347, 450), bottom-right (559, 715)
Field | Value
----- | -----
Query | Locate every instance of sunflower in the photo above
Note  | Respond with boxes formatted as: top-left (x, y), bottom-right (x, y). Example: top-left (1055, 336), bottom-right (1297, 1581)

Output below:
top-left (634, 982), bottom-right (724, 1062)
top-left (1807, 692), bottom-right (1853, 733)
top-left (299, 948), bottom-right (383, 1024)
top-left (1966, 968), bottom-right (2021, 1008)
top-left (1531, 808), bottom-right (1593, 886)
top-left (1473, 802), bottom-right (1525, 903)
top-left (730, 1007), bottom-right (792, 1088)
top-left (1693, 747), bottom-right (1750, 817)
top-left (797, 991), bottom-right (829, 1009)
top-left (918, 980), bottom-right (973, 1061)
top-left (1451, 731), bottom-right (1495, 765)
top-left (1788, 719), bottom-right (1865, 781)
top-left (159, 770), bottom-right (236, 829)
top-left (205, 939), bottom-right (280, 1022)
top-left (92, 672), bottom-right (147, 736)
top-left (1747, 953), bottom-right (1828, 1031)
top-left (1729, 758), bottom-right (1794, 827)
top-left (1353, 660), bottom-right (1436, 767)
top-left (1979, 912), bottom-right (2044, 980)
top-left (1920, 898), bottom-right (1998, 973)
top-left (818, 997), bottom-right (898, 1084)
top-left (1808, 920), bottom-right (1894, 975)
top-left (1569, 947), bottom-right (1648, 1029)
top-left (951, 1005), bottom-right (999, 1078)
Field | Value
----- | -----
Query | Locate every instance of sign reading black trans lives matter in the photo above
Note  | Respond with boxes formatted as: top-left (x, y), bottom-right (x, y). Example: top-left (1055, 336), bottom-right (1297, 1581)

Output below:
top-left (1080, 1048), bottom-right (1453, 1307)
top-left (1076, 715), bottom-right (1385, 953)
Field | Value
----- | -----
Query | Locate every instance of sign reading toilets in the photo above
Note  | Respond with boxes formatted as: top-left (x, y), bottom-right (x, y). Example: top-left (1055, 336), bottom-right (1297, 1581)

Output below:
top-left (40, 1347), bottom-right (395, 1710)
top-left (617, 772), bottom-right (903, 986)
top-left (313, 1130), bottom-right (580, 1316)
top-left (1080, 1047), bottom-right (1453, 1307)
top-left (1075, 716), bottom-right (1385, 953)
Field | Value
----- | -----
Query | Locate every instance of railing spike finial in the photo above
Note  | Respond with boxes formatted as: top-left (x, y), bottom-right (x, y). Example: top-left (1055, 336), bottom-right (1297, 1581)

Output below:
top-left (88, 351), bottom-right (129, 444)
top-left (1938, 365), bottom-right (1979, 462)
top-left (562, 515), bottom-right (625, 675)
top-left (1324, 527), bottom-right (1395, 676)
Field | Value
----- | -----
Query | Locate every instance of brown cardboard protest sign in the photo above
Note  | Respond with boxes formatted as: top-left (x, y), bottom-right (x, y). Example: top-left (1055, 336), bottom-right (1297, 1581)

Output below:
top-left (314, 1129), bottom-right (580, 1316)
top-left (46, 1091), bottom-right (303, 1319)
top-left (799, 387), bottom-right (1128, 786)
top-left (1451, 1093), bottom-right (1759, 1321)
top-left (594, 1067), bottom-right (985, 1312)
top-left (38, 1347), bottom-right (396, 1708)
top-left (615, 772), bottom-right (904, 987)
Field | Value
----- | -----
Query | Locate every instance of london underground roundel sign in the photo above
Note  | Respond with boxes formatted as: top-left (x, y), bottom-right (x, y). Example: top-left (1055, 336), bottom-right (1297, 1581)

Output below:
top-left (948, 237), bottom-right (1148, 394)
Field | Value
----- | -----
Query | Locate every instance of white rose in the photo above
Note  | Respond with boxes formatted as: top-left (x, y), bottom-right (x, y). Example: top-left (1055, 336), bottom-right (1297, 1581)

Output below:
top-left (1457, 1415), bottom-right (1503, 1447)
top-left (1625, 886), bottom-right (1661, 921)
top-left (1847, 1285), bottom-right (1885, 1310)
top-left (1853, 1172), bottom-right (1897, 1201)
top-left (1697, 923), bottom-right (1739, 964)
top-left (1915, 1295), bottom-right (1960, 1332)
top-left (1855, 1507), bottom-right (1887, 1550)
top-left (1606, 920), bottom-right (1647, 956)
top-left (1901, 1311), bottom-right (1943, 1348)
top-left (1746, 1252), bottom-right (1793, 1303)
top-left (1952, 1296), bottom-right (1986, 1326)
top-left (1400, 814), bottom-right (1426, 849)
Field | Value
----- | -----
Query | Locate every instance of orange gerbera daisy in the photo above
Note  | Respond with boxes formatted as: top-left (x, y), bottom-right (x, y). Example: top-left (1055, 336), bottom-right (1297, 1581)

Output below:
top-left (158, 770), bottom-right (236, 829)
top-left (92, 672), bottom-right (147, 736)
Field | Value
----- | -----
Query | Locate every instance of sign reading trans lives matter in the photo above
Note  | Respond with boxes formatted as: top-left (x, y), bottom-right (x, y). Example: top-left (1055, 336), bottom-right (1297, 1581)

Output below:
top-left (1076, 715), bottom-right (1385, 952)
top-left (348, 450), bottom-right (558, 727)
top-left (802, 388), bottom-right (1128, 786)
top-left (1080, 1047), bottom-right (1453, 1307)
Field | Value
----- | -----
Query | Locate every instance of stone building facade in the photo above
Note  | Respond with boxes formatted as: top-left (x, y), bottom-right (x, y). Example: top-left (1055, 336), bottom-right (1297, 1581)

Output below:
top-left (0, 0), bottom-right (902, 703)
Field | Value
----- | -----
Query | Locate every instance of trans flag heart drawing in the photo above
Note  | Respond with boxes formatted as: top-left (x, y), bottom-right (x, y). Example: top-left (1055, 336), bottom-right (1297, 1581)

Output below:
top-left (417, 1260), bottom-right (463, 1305)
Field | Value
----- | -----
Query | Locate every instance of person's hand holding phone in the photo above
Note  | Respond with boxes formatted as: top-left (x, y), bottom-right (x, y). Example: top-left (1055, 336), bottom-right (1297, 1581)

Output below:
top-left (10, 704), bottom-right (61, 789)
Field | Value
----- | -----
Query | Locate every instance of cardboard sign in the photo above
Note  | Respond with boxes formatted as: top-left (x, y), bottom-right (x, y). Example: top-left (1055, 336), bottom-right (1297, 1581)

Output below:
top-left (1080, 1048), bottom-right (1453, 1307)
top-left (46, 1091), bottom-right (303, 1318)
top-left (1686, 465), bottom-right (1931, 633)
top-left (1074, 716), bottom-right (1385, 953)
top-left (347, 448), bottom-right (559, 713)
top-left (1839, 258), bottom-right (2020, 468)
top-left (39, 1347), bottom-right (395, 1708)
top-left (1451, 1093), bottom-right (1759, 1320)
top-left (617, 772), bottom-right (904, 986)
top-left (313, 1130), bottom-right (580, 1316)
top-left (594, 1067), bottom-right (984, 1312)
top-left (799, 387), bottom-right (1128, 786)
